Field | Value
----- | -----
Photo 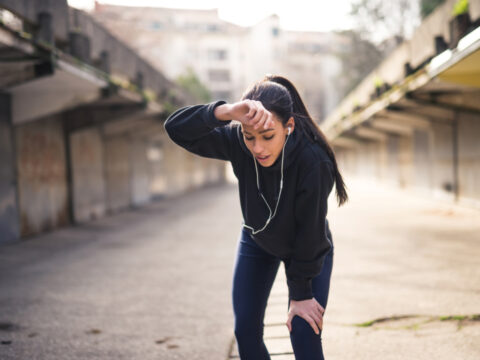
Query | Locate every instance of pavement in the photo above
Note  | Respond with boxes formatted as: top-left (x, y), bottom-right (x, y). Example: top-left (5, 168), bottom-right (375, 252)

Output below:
top-left (1, 179), bottom-right (479, 359)
top-left (0, 184), bottom-right (242, 360)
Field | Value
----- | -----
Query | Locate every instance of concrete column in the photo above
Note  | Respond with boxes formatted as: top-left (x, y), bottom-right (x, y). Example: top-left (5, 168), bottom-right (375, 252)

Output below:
top-left (15, 115), bottom-right (69, 237)
top-left (457, 112), bottom-right (480, 203)
top-left (104, 135), bottom-right (131, 213)
top-left (35, 12), bottom-right (54, 45)
top-left (70, 127), bottom-right (107, 223)
top-left (0, 93), bottom-right (20, 243)
top-left (130, 136), bottom-right (151, 206)
top-left (98, 50), bottom-right (110, 73)
top-left (68, 31), bottom-right (91, 64)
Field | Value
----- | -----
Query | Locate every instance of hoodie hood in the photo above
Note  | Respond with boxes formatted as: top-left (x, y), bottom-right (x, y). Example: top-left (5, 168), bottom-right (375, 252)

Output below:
top-left (235, 125), bottom-right (307, 172)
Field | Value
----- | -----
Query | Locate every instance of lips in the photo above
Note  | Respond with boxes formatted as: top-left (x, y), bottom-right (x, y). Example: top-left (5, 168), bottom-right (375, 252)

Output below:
top-left (256, 155), bottom-right (270, 162)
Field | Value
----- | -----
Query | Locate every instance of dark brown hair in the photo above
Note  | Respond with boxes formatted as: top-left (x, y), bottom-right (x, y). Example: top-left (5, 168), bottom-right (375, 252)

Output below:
top-left (241, 74), bottom-right (348, 206)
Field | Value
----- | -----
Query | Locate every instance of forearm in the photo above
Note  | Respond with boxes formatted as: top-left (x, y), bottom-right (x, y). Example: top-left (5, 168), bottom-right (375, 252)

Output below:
top-left (164, 100), bottom-right (233, 160)
top-left (213, 103), bottom-right (233, 121)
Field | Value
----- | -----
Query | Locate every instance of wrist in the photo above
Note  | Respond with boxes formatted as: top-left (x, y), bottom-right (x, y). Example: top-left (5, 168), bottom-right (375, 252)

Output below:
top-left (213, 103), bottom-right (232, 121)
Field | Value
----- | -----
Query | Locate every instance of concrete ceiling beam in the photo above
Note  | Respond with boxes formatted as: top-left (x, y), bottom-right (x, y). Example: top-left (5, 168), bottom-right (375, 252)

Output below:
top-left (406, 95), bottom-right (480, 116)
top-left (377, 109), bottom-right (432, 129)
top-left (331, 136), bottom-right (365, 149)
top-left (102, 115), bottom-right (160, 137)
top-left (370, 117), bottom-right (413, 136)
top-left (353, 126), bottom-right (389, 141)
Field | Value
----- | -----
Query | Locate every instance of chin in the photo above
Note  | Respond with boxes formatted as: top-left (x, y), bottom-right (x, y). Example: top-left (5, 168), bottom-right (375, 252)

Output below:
top-left (260, 157), bottom-right (277, 167)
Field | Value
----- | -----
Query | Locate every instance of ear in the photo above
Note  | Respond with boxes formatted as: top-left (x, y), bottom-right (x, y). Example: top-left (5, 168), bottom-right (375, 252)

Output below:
top-left (286, 116), bottom-right (295, 133)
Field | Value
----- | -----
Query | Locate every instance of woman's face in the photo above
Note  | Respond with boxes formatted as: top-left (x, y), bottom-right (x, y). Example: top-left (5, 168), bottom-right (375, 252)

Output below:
top-left (241, 114), bottom-right (295, 167)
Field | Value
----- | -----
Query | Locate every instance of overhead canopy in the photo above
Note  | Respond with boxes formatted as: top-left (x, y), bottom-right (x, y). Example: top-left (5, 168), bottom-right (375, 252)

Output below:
top-left (324, 25), bottom-right (480, 143)
top-left (437, 49), bottom-right (480, 88)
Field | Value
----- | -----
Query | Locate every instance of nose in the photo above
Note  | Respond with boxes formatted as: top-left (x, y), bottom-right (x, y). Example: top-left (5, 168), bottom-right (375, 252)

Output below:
top-left (252, 141), bottom-right (264, 155)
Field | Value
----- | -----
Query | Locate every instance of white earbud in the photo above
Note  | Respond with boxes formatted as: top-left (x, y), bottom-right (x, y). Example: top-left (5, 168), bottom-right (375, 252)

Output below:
top-left (288, 127), bottom-right (291, 135)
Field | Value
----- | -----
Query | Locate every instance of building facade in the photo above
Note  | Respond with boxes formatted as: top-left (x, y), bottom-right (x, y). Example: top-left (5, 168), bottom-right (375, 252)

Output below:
top-left (92, 3), bottom-right (343, 122)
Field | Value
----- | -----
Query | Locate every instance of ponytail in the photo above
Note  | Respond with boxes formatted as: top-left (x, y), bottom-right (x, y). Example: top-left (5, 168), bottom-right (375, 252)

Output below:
top-left (264, 75), bottom-right (349, 206)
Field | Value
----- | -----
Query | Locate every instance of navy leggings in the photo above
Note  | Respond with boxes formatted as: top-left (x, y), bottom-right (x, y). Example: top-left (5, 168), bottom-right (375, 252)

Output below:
top-left (232, 226), bottom-right (334, 360)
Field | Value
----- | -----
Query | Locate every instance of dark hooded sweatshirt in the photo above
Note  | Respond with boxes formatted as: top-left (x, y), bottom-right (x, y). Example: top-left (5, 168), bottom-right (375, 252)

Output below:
top-left (164, 100), bottom-right (334, 301)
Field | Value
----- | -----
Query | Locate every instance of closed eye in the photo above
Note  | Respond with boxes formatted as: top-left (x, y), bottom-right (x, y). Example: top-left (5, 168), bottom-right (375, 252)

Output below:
top-left (244, 135), bottom-right (274, 141)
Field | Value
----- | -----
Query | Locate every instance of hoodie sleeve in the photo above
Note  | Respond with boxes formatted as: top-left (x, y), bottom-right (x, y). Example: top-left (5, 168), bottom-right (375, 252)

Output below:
top-left (285, 160), bottom-right (335, 301)
top-left (164, 100), bottom-right (234, 161)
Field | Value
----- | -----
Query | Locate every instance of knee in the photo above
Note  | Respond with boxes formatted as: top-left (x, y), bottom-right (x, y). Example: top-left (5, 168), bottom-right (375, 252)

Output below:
top-left (290, 315), bottom-right (322, 339)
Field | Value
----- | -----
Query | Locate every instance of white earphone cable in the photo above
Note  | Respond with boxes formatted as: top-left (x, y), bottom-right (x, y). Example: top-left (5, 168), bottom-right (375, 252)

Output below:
top-left (242, 127), bottom-right (291, 235)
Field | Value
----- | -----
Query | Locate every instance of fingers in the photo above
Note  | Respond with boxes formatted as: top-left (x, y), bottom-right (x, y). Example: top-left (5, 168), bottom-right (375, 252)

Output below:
top-left (313, 298), bottom-right (325, 315)
top-left (303, 314), bottom-right (320, 335)
top-left (286, 313), bottom-right (293, 332)
top-left (286, 307), bottom-right (324, 335)
top-left (245, 100), bottom-right (257, 119)
top-left (315, 303), bottom-right (325, 317)
top-left (244, 100), bottom-right (272, 129)
top-left (254, 110), bottom-right (270, 130)
top-left (250, 107), bottom-right (265, 127)
top-left (309, 310), bottom-right (323, 332)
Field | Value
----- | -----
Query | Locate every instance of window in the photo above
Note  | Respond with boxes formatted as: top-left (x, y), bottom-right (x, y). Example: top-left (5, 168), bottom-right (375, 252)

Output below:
top-left (150, 21), bottom-right (163, 30)
top-left (206, 24), bottom-right (219, 32)
top-left (207, 49), bottom-right (228, 61)
top-left (208, 69), bottom-right (230, 82)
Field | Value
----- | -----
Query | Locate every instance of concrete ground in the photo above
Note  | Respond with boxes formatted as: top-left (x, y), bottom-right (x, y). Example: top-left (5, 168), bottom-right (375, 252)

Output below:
top-left (0, 184), bottom-right (242, 360)
top-left (1, 179), bottom-right (479, 359)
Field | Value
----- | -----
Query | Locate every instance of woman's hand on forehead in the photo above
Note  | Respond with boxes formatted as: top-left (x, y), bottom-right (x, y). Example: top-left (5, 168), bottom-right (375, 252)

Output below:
top-left (229, 100), bottom-right (275, 130)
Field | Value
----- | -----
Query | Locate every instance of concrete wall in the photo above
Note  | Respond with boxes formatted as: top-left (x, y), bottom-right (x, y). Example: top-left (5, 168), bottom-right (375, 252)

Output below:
top-left (398, 136), bottom-right (413, 188)
top-left (458, 113), bottom-right (480, 203)
top-left (104, 135), bottom-right (131, 213)
top-left (0, 0), bottom-right (225, 242)
top-left (431, 121), bottom-right (455, 199)
top-left (130, 136), bottom-right (151, 206)
top-left (385, 136), bottom-right (401, 186)
top-left (149, 128), bottom-right (225, 197)
top-left (0, 93), bottom-right (20, 243)
top-left (0, 0), bottom-right (70, 43)
top-left (15, 114), bottom-right (69, 237)
top-left (336, 111), bottom-right (480, 206)
top-left (70, 127), bottom-right (106, 223)
top-left (412, 129), bottom-right (433, 190)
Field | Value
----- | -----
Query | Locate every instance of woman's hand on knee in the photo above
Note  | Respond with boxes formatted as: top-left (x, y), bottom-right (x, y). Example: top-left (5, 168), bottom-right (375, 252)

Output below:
top-left (286, 298), bottom-right (325, 335)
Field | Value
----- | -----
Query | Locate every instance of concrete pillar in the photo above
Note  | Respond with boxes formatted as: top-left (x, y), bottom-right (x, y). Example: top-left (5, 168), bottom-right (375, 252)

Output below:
top-left (15, 115), bottom-right (70, 237)
top-left (135, 71), bottom-right (144, 90)
top-left (0, 93), bottom-right (20, 243)
top-left (35, 12), bottom-right (54, 45)
top-left (130, 136), bottom-right (151, 206)
top-left (412, 129), bottom-right (433, 189)
top-left (68, 31), bottom-right (91, 64)
top-left (98, 50), bottom-right (110, 74)
top-left (457, 112), bottom-right (480, 203)
top-left (431, 121), bottom-right (455, 199)
top-left (104, 135), bottom-right (131, 213)
top-left (386, 135), bottom-right (401, 186)
top-left (398, 135), bottom-right (414, 188)
top-left (70, 127), bottom-right (107, 223)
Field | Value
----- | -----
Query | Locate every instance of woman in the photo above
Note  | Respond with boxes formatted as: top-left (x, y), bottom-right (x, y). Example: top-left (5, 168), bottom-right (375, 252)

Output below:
top-left (164, 74), bottom-right (348, 359)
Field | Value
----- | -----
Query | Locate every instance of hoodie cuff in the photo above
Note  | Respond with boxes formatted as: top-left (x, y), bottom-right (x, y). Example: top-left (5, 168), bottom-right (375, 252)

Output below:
top-left (287, 277), bottom-right (314, 301)
top-left (204, 100), bottom-right (231, 128)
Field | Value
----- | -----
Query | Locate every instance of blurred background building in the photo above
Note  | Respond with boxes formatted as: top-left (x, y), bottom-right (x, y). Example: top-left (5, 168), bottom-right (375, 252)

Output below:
top-left (91, 2), bottom-right (344, 122)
